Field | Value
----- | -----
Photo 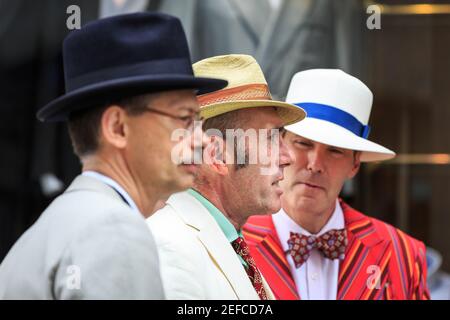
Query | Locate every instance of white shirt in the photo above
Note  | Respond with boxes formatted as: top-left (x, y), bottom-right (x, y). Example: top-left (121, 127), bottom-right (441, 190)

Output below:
top-left (82, 171), bottom-right (141, 215)
top-left (272, 199), bottom-right (345, 300)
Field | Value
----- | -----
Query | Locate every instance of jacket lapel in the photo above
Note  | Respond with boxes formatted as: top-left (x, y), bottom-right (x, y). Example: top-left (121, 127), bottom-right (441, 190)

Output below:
top-left (198, 227), bottom-right (260, 299)
top-left (229, 0), bottom-right (271, 47)
top-left (168, 192), bottom-right (259, 300)
top-left (337, 201), bottom-right (391, 300)
top-left (243, 215), bottom-right (299, 300)
top-left (255, 0), bottom-right (313, 71)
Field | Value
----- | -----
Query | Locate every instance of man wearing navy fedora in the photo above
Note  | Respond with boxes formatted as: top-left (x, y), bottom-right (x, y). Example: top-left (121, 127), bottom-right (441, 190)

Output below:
top-left (0, 12), bottom-right (226, 299)
top-left (244, 69), bottom-right (430, 299)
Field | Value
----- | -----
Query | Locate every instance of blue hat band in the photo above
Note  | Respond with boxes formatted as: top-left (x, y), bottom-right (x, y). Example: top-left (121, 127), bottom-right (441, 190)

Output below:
top-left (293, 102), bottom-right (371, 139)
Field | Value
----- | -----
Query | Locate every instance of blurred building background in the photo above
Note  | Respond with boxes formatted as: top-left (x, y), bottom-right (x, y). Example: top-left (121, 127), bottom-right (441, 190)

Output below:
top-left (0, 0), bottom-right (449, 299)
top-left (355, 0), bottom-right (450, 299)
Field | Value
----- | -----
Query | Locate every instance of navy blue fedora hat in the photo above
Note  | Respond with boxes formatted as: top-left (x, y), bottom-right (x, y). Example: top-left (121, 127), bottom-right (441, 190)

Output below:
top-left (37, 12), bottom-right (227, 122)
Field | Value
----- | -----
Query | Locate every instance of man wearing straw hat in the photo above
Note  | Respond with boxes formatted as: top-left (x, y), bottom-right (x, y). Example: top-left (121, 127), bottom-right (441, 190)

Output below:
top-left (0, 13), bottom-right (227, 299)
top-left (243, 69), bottom-right (430, 300)
top-left (147, 54), bottom-right (306, 299)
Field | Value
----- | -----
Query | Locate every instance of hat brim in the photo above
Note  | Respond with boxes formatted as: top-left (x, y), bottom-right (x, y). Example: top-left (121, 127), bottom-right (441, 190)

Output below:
top-left (37, 74), bottom-right (228, 122)
top-left (285, 118), bottom-right (396, 162)
top-left (199, 100), bottom-right (306, 126)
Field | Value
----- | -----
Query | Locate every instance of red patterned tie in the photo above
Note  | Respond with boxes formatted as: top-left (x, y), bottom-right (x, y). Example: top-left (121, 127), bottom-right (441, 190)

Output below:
top-left (287, 229), bottom-right (348, 268)
top-left (232, 237), bottom-right (268, 300)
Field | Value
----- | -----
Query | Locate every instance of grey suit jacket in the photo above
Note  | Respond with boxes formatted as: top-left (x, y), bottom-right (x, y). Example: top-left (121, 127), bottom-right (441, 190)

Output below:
top-left (0, 175), bottom-right (164, 299)
top-left (157, 0), bottom-right (361, 98)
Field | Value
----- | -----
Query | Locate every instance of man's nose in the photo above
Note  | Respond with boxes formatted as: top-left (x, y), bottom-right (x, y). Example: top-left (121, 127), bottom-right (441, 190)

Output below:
top-left (279, 135), bottom-right (295, 168)
top-left (307, 149), bottom-right (324, 173)
top-left (191, 122), bottom-right (207, 149)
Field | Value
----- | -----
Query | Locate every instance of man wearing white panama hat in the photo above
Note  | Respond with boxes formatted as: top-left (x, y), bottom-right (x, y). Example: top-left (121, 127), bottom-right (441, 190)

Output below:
top-left (147, 54), bottom-right (306, 299)
top-left (244, 69), bottom-right (430, 300)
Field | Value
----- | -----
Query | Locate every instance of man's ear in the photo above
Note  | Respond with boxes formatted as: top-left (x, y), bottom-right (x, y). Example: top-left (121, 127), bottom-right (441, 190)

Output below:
top-left (348, 151), bottom-right (362, 179)
top-left (204, 135), bottom-right (228, 175)
top-left (100, 105), bottom-right (128, 149)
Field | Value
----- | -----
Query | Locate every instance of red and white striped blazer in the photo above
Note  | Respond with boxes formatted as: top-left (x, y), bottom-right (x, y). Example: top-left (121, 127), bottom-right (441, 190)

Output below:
top-left (243, 200), bottom-right (430, 300)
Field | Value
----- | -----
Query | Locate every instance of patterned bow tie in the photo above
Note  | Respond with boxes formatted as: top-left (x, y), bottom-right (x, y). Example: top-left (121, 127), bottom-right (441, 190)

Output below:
top-left (287, 229), bottom-right (348, 268)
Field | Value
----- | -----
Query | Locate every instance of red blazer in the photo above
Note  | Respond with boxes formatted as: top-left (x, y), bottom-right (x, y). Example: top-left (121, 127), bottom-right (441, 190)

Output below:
top-left (243, 200), bottom-right (430, 300)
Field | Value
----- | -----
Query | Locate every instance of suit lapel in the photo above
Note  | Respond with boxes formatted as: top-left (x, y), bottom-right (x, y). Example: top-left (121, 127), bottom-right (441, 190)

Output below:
top-left (243, 216), bottom-right (299, 300)
top-left (337, 201), bottom-right (391, 300)
top-left (168, 192), bottom-right (259, 300)
top-left (197, 226), bottom-right (259, 299)
top-left (256, 0), bottom-right (313, 70)
top-left (229, 0), bottom-right (271, 47)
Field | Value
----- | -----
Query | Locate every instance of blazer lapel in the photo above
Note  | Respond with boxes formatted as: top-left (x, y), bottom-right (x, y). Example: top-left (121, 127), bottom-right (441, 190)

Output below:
top-left (229, 0), bottom-right (271, 47)
top-left (198, 227), bottom-right (259, 299)
top-left (256, 0), bottom-right (313, 71)
top-left (337, 201), bottom-right (391, 300)
top-left (243, 215), bottom-right (299, 300)
top-left (168, 192), bottom-right (259, 300)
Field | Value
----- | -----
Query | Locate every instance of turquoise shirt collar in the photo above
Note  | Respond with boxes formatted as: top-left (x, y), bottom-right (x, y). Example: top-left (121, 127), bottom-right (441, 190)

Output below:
top-left (188, 188), bottom-right (243, 243)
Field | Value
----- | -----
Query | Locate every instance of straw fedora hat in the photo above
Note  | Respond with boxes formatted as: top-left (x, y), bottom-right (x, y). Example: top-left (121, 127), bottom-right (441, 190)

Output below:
top-left (192, 54), bottom-right (306, 125)
top-left (285, 69), bottom-right (395, 162)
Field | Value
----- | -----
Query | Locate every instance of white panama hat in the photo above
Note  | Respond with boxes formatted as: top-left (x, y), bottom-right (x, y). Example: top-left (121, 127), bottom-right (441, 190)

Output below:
top-left (285, 69), bottom-right (395, 162)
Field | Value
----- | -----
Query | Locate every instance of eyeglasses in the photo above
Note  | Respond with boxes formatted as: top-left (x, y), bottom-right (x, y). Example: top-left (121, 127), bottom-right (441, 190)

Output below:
top-left (144, 108), bottom-right (203, 129)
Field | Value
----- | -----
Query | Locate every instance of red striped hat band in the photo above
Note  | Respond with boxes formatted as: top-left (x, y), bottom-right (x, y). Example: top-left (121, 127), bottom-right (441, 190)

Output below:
top-left (197, 83), bottom-right (273, 107)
